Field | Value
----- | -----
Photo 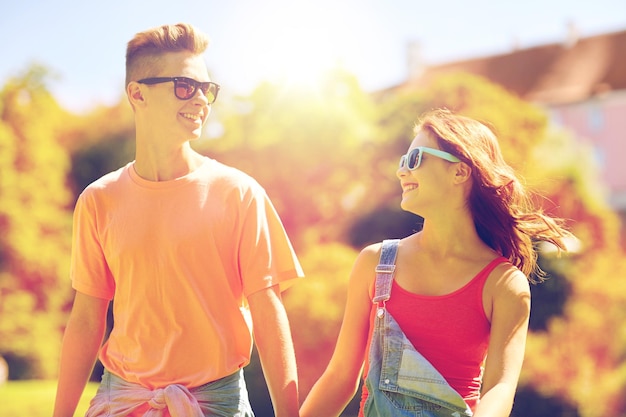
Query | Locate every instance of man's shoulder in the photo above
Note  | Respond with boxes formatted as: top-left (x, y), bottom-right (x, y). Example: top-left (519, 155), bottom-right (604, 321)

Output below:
top-left (203, 158), bottom-right (263, 191)
top-left (80, 163), bottom-right (131, 196)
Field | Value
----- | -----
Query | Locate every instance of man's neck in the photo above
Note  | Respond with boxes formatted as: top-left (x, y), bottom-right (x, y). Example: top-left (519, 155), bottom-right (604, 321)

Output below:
top-left (133, 142), bottom-right (204, 182)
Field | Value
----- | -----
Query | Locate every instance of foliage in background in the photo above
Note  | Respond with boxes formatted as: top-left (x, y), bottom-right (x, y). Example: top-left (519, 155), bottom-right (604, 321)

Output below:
top-left (0, 66), bottom-right (74, 378)
top-left (283, 243), bottom-right (357, 390)
top-left (197, 69), bottom-right (384, 249)
top-left (0, 66), bottom-right (625, 416)
top-left (61, 100), bottom-right (135, 200)
top-left (520, 114), bottom-right (626, 417)
top-left (382, 74), bottom-right (626, 417)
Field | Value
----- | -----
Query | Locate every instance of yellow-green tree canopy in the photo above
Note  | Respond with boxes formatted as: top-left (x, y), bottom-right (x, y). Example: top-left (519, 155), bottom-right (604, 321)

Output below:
top-left (0, 66), bottom-right (73, 378)
top-left (1, 64), bottom-right (624, 416)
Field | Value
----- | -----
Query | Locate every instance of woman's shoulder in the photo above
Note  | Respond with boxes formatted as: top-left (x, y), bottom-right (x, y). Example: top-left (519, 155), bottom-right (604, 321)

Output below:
top-left (354, 242), bottom-right (383, 270)
top-left (354, 237), bottom-right (406, 266)
top-left (486, 261), bottom-right (531, 300)
top-left (480, 261), bottom-right (530, 323)
top-left (347, 242), bottom-right (386, 297)
top-left (350, 237), bottom-right (413, 292)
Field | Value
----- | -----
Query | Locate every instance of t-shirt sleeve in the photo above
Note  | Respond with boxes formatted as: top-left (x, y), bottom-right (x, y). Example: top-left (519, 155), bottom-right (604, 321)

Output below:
top-left (70, 190), bottom-right (115, 300)
top-left (238, 185), bottom-right (304, 297)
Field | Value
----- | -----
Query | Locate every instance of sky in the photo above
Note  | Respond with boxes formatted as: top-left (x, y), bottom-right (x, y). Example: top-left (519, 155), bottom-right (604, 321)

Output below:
top-left (1, 0), bottom-right (625, 113)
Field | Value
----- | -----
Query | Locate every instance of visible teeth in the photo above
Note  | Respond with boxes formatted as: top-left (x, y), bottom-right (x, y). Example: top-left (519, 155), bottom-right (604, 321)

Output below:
top-left (181, 113), bottom-right (201, 120)
top-left (404, 185), bottom-right (418, 191)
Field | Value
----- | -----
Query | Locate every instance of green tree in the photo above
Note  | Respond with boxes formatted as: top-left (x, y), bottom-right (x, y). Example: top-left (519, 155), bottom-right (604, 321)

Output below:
top-left (0, 66), bottom-right (74, 378)
top-left (283, 243), bottom-right (357, 389)
top-left (518, 122), bottom-right (626, 417)
top-left (196, 69), bottom-right (383, 248)
top-left (64, 100), bottom-right (135, 199)
top-left (373, 73), bottom-right (626, 416)
top-left (6, 61), bottom-right (622, 417)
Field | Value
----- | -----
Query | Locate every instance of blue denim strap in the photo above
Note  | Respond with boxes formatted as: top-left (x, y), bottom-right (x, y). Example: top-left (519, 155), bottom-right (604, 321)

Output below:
top-left (373, 239), bottom-right (400, 308)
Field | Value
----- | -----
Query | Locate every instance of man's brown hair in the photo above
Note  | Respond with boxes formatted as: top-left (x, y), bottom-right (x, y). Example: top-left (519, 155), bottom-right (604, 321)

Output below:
top-left (125, 23), bottom-right (209, 87)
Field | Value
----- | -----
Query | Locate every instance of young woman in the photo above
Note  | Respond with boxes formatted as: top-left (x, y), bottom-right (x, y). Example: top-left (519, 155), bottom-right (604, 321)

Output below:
top-left (300, 109), bottom-right (571, 417)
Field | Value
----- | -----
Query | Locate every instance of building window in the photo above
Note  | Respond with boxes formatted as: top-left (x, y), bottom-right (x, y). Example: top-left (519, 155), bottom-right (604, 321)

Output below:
top-left (588, 104), bottom-right (604, 132)
top-left (593, 145), bottom-right (606, 171)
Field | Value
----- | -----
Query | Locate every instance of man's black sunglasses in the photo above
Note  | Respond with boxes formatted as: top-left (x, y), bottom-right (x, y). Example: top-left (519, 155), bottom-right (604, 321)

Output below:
top-left (137, 77), bottom-right (220, 103)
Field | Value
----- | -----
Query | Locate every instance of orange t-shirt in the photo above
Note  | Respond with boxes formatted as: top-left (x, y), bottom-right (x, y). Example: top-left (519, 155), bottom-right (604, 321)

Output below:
top-left (71, 157), bottom-right (303, 388)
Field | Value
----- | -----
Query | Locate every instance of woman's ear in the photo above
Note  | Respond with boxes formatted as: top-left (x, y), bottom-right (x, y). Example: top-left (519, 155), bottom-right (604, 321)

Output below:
top-left (453, 162), bottom-right (472, 184)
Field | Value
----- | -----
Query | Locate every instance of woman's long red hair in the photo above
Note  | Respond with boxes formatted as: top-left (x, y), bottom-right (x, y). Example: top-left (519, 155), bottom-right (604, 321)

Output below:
top-left (417, 109), bottom-right (572, 281)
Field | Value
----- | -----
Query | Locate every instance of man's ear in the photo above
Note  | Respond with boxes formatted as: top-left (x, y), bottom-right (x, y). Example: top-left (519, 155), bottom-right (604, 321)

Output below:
top-left (127, 82), bottom-right (145, 107)
top-left (453, 162), bottom-right (472, 184)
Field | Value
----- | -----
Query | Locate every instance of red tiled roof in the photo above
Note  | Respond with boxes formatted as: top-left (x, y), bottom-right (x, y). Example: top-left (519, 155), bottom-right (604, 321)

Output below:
top-left (398, 29), bottom-right (626, 105)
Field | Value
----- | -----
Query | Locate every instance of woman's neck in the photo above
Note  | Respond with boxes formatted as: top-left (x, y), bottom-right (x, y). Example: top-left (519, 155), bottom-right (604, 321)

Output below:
top-left (419, 213), bottom-right (494, 261)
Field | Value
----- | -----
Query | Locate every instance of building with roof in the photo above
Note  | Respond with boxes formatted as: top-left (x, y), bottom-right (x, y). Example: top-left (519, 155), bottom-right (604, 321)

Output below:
top-left (396, 27), bottom-right (626, 214)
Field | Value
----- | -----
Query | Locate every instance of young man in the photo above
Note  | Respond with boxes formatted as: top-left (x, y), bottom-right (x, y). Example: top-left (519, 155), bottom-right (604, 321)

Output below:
top-left (53, 23), bottom-right (303, 417)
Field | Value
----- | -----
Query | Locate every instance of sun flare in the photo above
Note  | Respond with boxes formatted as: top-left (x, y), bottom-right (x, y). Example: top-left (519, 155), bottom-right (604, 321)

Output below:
top-left (236, 1), bottom-right (358, 89)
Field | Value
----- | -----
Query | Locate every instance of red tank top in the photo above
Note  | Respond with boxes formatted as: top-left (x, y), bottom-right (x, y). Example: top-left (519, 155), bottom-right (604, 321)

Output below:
top-left (360, 257), bottom-right (508, 413)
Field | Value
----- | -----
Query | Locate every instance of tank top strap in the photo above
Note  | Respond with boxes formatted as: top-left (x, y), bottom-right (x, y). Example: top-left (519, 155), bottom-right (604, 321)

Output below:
top-left (372, 239), bottom-right (400, 306)
top-left (474, 257), bottom-right (510, 286)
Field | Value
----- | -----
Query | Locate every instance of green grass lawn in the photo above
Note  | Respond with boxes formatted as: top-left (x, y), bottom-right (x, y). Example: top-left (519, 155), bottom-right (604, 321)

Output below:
top-left (0, 380), bottom-right (98, 417)
top-left (0, 380), bottom-right (360, 416)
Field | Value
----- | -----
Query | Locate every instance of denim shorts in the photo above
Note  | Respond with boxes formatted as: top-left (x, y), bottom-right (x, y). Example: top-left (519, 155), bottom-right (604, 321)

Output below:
top-left (86, 369), bottom-right (255, 417)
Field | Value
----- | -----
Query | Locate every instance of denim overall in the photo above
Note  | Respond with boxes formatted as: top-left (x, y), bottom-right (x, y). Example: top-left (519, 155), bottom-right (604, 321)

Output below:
top-left (362, 239), bottom-right (473, 417)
